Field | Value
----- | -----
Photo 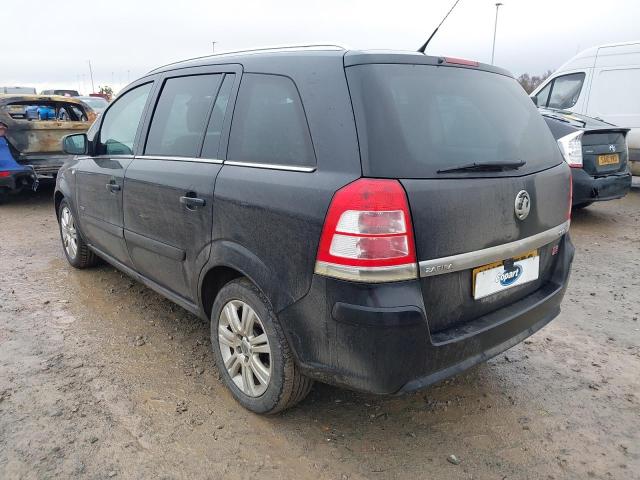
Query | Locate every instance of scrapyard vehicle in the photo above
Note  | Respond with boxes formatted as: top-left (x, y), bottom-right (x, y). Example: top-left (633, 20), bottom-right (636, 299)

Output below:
top-left (0, 86), bottom-right (37, 94)
top-left (55, 46), bottom-right (575, 414)
top-left (530, 41), bottom-right (640, 175)
top-left (540, 108), bottom-right (632, 209)
top-left (0, 94), bottom-right (96, 201)
top-left (40, 89), bottom-right (80, 97)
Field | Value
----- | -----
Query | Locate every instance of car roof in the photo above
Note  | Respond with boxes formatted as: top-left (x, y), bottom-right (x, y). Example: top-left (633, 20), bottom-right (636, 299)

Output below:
top-left (145, 45), bottom-right (512, 78)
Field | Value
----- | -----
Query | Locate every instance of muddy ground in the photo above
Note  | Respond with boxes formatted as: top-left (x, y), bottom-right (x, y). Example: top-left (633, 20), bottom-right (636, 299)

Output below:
top-left (1, 185), bottom-right (639, 480)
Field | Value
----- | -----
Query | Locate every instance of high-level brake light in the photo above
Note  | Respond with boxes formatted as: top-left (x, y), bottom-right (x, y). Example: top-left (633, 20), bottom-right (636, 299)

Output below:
top-left (443, 57), bottom-right (479, 67)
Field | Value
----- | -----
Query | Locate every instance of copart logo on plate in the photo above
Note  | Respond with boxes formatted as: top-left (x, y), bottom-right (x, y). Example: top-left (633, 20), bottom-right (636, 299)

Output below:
top-left (497, 265), bottom-right (522, 286)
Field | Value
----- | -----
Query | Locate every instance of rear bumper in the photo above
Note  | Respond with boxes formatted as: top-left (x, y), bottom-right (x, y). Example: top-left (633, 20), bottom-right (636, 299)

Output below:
top-left (279, 234), bottom-right (574, 394)
top-left (0, 169), bottom-right (35, 192)
top-left (572, 168), bottom-right (631, 205)
top-left (17, 154), bottom-right (67, 177)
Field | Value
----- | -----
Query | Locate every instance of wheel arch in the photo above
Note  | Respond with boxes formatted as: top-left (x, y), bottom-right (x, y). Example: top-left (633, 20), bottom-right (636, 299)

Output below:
top-left (200, 265), bottom-right (244, 321)
top-left (54, 171), bottom-right (75, 219)
top-left (54, 190), bottom-right (65, 219)
top-left (198, 240), bottom-right (295, 320)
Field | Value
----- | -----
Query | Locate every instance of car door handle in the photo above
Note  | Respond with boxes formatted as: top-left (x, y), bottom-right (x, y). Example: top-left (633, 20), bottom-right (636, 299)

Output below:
top-left (106, 182), bottom-right (121, 192)
top-left (180, 196), bottom-right (206, 208)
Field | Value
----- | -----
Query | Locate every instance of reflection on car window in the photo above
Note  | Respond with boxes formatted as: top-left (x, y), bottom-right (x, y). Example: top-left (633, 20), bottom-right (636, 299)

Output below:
top-left (99, 83), bottom-right (152, 156)
top-left (227, 74), bottom-right (315, 167)
top-left (146, 74), bottom-right (222, 157)
top-left (547, 73), bottom-right (585, 110)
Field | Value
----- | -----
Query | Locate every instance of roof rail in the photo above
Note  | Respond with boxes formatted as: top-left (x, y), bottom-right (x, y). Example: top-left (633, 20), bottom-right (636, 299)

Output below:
top-left (148, 44), bottom-right (347, 74)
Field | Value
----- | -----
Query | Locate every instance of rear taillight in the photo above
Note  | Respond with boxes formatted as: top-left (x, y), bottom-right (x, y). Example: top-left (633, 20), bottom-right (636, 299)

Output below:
top-left (557, 131), bottom-right (583, 168)
top-left (0, 171), bottom-right (10, 178)
top-left (314, 178), bottom-right (418, 283)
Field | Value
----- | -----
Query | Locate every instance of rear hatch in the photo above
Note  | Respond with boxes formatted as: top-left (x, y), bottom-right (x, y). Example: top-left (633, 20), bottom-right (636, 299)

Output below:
top-left (346, 57), bottom-right (571, 334)
top-left (581, 130), bottom-right (629, 176)
top-left (540, 108), bottom-right (629, 176)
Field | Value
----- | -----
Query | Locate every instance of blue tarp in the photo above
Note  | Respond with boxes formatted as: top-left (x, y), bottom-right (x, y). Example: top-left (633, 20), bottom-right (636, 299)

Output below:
top-left (0, 137), bottom-right (30, 172)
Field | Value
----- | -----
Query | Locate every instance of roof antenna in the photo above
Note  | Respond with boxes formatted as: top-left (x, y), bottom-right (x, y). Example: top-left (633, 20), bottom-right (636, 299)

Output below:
top-left (417, 0), bottom-right (463, 53)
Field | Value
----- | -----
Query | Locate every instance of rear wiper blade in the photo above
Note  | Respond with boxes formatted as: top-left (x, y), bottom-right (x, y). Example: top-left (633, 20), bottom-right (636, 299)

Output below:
top-left (541, 109), bottom-right (587, 127)
top-left (541, 112), bottom-right (571, 124)
top-left (438, 160), bottom-right (526, 174)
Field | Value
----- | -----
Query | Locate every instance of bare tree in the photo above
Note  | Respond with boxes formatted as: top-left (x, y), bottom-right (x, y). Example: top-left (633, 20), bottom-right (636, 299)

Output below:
top-left (517, 70), bottom-right (553, 94)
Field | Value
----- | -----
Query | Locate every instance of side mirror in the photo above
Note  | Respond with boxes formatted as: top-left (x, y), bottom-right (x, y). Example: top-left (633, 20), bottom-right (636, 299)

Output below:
top-left (62, 133), bottom-right (88, 155)
top-left (531, 96), bottom-right (538, 107)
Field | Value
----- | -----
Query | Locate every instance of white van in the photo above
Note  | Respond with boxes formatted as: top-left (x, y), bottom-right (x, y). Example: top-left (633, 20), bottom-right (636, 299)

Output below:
top-left (0, 86), bottom-right (37, 95)
top-left (531, 41), bottom-right (640, 175)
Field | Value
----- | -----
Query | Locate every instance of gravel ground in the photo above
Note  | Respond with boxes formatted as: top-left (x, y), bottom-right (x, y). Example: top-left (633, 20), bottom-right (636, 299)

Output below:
top-left (1, 184), bottom-right (639, 480)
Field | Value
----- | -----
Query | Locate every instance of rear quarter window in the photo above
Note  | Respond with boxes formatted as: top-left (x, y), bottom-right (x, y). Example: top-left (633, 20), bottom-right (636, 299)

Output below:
top-left (227, 74), bottom-right (315, 167)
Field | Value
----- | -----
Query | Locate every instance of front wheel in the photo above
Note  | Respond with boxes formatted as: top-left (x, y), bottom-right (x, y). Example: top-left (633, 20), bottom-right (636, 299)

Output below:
top-left (210, 278), bottom-right (313, 414)
top-left (58, 199), bottom-right (99, 268)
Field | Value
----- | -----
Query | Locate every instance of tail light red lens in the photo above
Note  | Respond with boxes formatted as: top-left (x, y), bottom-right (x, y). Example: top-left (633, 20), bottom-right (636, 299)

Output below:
top-left (444, 57), bottom-right (479, 67)
top-left (314, 178), bottom-right (418, 282)
top-left (0, 171), bottom-right (10, 178)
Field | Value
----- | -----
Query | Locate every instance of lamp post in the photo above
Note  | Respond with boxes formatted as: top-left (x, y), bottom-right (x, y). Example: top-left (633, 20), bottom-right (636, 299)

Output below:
top-left (491, 3), bottom-right (503, 65)
top-left (212, 41), bottom-right (217, 53)
top-left (88, 60), bottom-right (95, 94)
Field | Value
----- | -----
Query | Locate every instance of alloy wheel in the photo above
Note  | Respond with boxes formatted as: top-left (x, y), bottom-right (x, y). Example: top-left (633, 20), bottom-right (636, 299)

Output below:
top-left (218, 300), bottom-right (271, 397)
top-left (60, 206), bottom-right (78, 259)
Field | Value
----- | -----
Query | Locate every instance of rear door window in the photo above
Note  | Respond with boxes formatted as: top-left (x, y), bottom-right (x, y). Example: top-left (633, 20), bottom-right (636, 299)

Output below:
top-left (547, 73), bottom-right (585, 109)
top-left (98, 83), bottom-right (152, 155)
top-left (145, 74), bottom-right (223, 158)
top-left (346, 64), bottom-right (562, 178)
top-left (227, 74), bottom-right (315, 167)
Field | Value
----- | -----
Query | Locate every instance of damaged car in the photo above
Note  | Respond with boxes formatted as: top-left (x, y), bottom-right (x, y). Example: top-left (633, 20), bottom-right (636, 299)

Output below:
top-left (0, 94), bottom-right (96, 202)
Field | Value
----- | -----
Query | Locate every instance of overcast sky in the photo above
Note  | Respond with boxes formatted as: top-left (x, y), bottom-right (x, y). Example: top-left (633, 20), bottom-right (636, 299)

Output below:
top-left (4, 0), bottom-right (640, 94)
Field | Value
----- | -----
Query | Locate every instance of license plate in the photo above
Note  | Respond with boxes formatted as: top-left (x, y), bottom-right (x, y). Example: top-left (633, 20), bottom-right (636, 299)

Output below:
top-left (598, 153), bottom-right (619, 166)
top-left (473, 250), bottom-right (539, 300)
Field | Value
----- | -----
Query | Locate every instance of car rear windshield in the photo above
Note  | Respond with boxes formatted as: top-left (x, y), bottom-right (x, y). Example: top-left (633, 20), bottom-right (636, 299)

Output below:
top-left (346, 64), bottom-right (562, 178)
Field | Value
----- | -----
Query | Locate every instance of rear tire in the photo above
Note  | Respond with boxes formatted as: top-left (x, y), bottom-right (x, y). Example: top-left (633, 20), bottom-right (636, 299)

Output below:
top-left (0, 188), bottom-right (8, 205)
top-left (210, 278), bottom-right (313, 414)
top-left (57, 199), bottom-right (99, 268)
